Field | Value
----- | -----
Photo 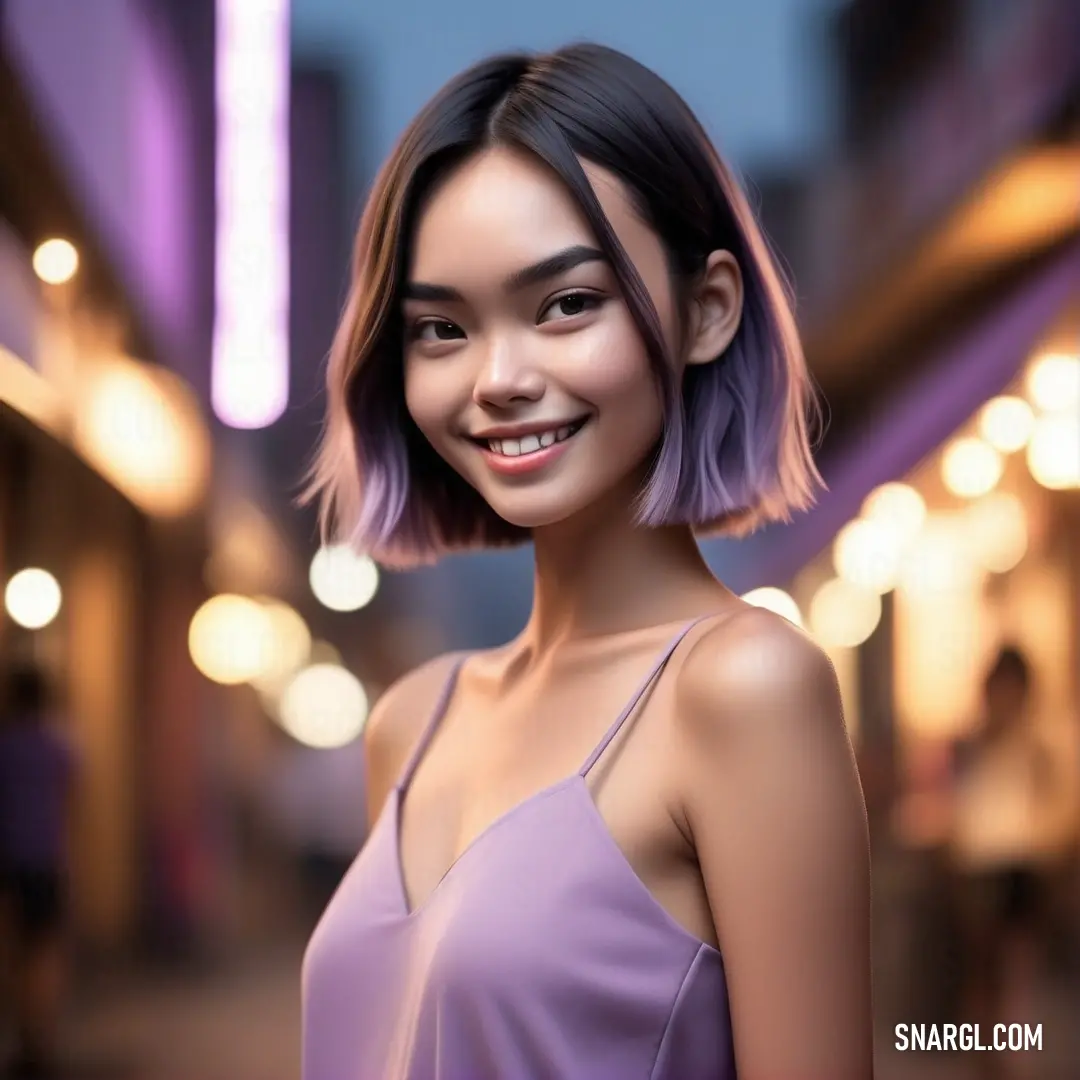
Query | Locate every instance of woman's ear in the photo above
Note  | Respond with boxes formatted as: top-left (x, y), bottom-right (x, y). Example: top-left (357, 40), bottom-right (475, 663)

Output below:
top-left (685, 250), bottom-right (743, 367)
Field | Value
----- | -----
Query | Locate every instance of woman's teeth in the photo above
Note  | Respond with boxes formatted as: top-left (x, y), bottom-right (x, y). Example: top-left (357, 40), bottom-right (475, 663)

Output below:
top-left (487, 422), bottom-right (582, 458)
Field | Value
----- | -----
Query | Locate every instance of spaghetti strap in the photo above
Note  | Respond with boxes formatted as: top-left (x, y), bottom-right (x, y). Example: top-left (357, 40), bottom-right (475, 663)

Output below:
top-left (397, 656), bottom-right (467, 794)
top-left (579, 615), bottom-right (714, 778)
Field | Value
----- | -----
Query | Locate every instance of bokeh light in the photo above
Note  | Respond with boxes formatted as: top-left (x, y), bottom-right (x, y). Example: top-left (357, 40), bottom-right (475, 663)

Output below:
top-left (189, 594), bottom-right (273, 684)
top-left (278, 663), bottom-right (369, 748)
top-left (1025, 352), bottom-right (1080, 414)
top-left (4, 568), bottom-right (62, 629)
top-left (32, 238), bottom-right (79, 284)
top-left (963, 493), bottom-right (1028, 574)
top-left (897, 513), bottom-right (980, 596)
top-left (833, 518), bottom-right (906, 594)
top-left (250, 598), bottom-right (311, 696)
top-left (740, 587), bottom-right (802, 627)
top-left (309, 545), bottom-right (379, 612)
top-left (809, 578), bottom-right (881, 648)
top-left (76, 359), bottom-right (211, 518)
top-left (941, 436), bottom-right (1003, 498)
top-left (978, 395), bottom-right (1035, 453)
top-left (1026, 413), bottom-right (1080, 490)
top-left (860, 482), bottom-right (926, 544)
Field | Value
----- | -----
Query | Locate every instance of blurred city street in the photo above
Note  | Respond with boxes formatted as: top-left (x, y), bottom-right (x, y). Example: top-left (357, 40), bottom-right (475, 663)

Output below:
top-left (4, 897), bottom-right (1071, 1080)
top-left (33, 890), bottom-right (1080, 1080)
top-left (2, 0), bottom-right (1079, 1077)
top-left (27, 934), bottom-right (306, 1080)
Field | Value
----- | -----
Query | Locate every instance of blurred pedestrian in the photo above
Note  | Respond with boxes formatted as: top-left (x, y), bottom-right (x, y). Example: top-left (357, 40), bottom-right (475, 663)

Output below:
top-left (0, 663), bottom-right (78, 1078)
top-left (949, 646), bottom-right (1067, 1058)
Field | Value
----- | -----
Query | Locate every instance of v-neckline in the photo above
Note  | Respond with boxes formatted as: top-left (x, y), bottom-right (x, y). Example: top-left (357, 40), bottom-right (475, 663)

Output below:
top-left (391, 775), bottom-right (582, 918)
top-left (385, 772), bottom-right (725, 960)
top-left (385, 615), bottom-right (719, 921)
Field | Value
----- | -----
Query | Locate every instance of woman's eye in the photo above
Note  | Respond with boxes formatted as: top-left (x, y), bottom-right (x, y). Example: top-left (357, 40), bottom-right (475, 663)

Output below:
top-left (413, 319), bottom-right (464, 342)
top-left (540, 292), bottom-right (600, 323)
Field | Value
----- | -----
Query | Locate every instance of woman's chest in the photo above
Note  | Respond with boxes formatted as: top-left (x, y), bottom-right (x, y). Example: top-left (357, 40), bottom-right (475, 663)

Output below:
top-left (398, 673), bottom-right (715, 944)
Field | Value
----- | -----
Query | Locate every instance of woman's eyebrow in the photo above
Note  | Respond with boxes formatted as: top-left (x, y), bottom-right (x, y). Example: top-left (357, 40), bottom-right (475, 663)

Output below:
top-left (403, 244), bottom-right (608, 303)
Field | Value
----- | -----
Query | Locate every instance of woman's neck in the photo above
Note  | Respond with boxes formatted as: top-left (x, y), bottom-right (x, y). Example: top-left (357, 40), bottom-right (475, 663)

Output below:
top-left (523, 506), bottom-right (732, 655)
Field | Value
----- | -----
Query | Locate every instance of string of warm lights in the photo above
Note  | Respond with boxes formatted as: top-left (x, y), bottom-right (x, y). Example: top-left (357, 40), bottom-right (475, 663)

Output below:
top-left (181, 545), bottom-right (380, 749)
top-left (742, 349), bottom-right (1080, 646)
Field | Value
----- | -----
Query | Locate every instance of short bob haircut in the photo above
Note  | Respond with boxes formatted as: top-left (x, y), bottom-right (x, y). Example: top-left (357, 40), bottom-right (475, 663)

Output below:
top-left (303, 42), bottom-right (824, 567)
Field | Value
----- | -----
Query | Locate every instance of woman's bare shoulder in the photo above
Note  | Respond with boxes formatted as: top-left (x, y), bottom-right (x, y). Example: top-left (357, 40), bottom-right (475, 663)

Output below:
top-left (675, 604), bottom-right (839, 738)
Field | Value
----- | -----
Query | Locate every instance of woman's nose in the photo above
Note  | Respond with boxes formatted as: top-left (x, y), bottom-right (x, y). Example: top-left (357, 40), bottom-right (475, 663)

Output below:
top-left (472, 337), bottom-right (545, 408)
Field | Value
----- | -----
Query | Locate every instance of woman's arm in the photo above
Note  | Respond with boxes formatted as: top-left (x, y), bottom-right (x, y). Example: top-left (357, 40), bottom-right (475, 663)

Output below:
top-left (675, 608), bottom-right (874, 1079)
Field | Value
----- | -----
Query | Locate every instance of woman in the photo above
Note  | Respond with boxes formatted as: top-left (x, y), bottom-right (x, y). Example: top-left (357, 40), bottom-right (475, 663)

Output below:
top-left (301, 43), bottom-right (872, 1079)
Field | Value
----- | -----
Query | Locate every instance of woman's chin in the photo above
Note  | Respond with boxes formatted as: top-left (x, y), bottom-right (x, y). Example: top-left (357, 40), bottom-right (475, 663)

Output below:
top-left (483, 490), bottom-right (593, 532)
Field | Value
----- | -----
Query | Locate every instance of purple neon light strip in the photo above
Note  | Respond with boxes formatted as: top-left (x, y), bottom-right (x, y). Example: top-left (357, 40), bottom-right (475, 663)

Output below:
top-left (212, 0), bottom-right (290, 429)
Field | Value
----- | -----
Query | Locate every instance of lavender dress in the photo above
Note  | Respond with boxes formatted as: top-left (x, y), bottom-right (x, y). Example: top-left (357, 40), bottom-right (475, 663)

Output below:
top-left (303, 619), bottom-right (737, 1078)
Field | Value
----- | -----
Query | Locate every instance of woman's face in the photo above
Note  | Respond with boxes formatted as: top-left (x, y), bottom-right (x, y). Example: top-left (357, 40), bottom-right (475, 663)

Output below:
top-left (401, 147), bottom-right (679, 532)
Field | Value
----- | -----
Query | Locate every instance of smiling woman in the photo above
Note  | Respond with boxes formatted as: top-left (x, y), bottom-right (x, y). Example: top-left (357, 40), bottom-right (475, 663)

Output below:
top-left (300, 42), bottom-right (872, 1080)
top-left (403, 237), bottom-right (609, 479)
top-left (303, 45), bottom-right (823, 568)
top-left (403, 147), bottom-right (691, 524)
